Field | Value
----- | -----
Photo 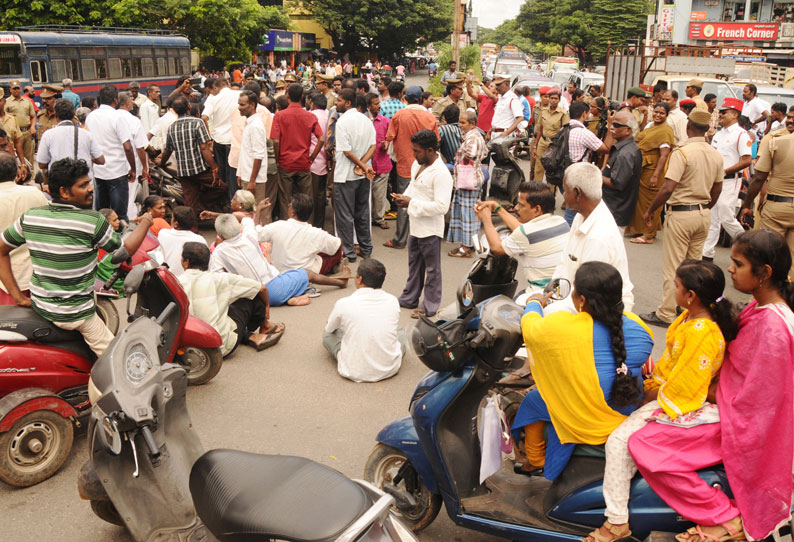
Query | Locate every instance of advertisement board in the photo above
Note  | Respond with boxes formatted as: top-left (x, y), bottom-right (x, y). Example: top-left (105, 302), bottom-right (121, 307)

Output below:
top-left (657, 5), bottom-right (675, 41)
top-left (261, 30), bottom-right (294, 51)
top-left (689, 22), bottom-right (779, 41)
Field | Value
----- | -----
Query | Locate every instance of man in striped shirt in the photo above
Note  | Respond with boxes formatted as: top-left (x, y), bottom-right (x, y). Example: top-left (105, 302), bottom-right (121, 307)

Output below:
top-left (0, 158), bottom-right (154, 356)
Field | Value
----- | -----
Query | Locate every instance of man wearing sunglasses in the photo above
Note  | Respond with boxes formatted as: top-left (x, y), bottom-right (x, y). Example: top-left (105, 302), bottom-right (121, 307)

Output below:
top-left (601, 110), bottom-right (642, 235)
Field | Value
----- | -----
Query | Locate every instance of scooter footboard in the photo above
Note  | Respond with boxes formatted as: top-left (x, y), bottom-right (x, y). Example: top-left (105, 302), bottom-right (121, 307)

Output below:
top-left (376, 417), bottom-right (439, 494)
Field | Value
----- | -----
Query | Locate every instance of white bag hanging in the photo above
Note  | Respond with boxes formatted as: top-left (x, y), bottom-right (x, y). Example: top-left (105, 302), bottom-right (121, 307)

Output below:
top-left (478, 395), bottom-right (504, 484)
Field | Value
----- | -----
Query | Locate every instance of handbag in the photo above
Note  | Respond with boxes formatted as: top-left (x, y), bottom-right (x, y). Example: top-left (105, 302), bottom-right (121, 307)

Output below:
top-left (456, 162), bottom-right (480, 190)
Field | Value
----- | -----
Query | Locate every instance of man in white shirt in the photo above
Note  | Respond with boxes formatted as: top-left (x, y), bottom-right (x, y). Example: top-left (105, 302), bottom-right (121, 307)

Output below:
top-left (256, 193), bottom-right (343, 274)
top-left (742, 83), bottom-right (771, 139)
top-left (128, 81), bottom-right (147, 109)
top-left (393, 129), bottom-right (453, 318)
top-left (139, 85), bottom-right (161, 135)
top-left (201, 78), bottom-right (240, 201)
top-left (118, 92), bottom-right (149, 221)
top-left (37, 99), bottom-right (105, 183)
top-left (702, 97), bottom-right (753, 261)
top-left (324, 258), bottom-right (403, 382)
top-left (236, 90), bottom-right (268, 196)
top-left (333, 88), bottom-right (377, 262)
top-left (662, 90), bottom-right (688, 145)
top-left (490, 74), bottom-right (527, 143)
top-left (157, 206), bottom-right (208, 276)
top-left (179, 242), bottom-right (284, 356)
top-left (548, 162), bottom-right (635, 314)
top-left (148, 106), bottom-right (177, 150)
top-left (86, 85), bottom-right (137, 223)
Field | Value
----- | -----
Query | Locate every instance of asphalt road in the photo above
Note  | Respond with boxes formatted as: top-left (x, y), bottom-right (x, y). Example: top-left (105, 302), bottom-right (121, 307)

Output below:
top-left (0, 71), bottom-right (751, 542)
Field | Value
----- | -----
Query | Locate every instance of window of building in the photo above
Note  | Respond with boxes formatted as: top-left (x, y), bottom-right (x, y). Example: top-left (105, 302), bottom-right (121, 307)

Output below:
top-left (724, 0), bottom-right (764, 20)
top-left (773, 1), bottom-right (794, 22)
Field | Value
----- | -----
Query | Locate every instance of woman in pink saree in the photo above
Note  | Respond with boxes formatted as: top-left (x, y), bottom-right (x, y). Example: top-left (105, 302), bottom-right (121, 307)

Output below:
top-left (629, 229), bottom-right (794, 542)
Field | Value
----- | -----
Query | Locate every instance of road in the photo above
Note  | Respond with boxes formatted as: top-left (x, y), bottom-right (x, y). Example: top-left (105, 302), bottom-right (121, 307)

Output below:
top-left (0, 71), bottom-right (750, 542)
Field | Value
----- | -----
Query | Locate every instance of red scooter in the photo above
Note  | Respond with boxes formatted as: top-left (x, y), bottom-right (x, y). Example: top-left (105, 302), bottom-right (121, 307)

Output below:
top-left (0, 245), bottom-right (222, 488)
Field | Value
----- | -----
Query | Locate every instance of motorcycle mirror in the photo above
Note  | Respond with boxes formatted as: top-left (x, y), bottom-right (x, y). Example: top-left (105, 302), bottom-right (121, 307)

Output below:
top-left (471, 233), bottom-right (484, 255)
top-left (123, 264), bottom-right (145, 297)
top-left (99, 416), bottom-right (123, 455)
top-left (457, 279), bottom-right (474, 310)
top-left (543, 278), bottom-right (572, 301)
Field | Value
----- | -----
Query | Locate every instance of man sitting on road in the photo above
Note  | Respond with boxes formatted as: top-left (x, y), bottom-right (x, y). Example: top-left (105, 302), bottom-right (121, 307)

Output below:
top-left (323, 258), bottom-right (404, 382)
top-left (179, 242), bottom-right (284, 356)
top-left (255, 194), bottom-right (343, 275)
top-left (0, 157), bottom-right (154, 357)
top-left (158, 206), bottom-right (208, 277)
top-left (210, 213), bottom-right (350, 306)
top-left (475, 181), bottom-right (569, 291)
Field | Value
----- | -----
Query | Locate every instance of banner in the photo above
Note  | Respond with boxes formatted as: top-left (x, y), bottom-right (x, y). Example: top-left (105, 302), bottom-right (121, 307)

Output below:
top-left (260, 30), bottom-right (294, 51)
top-left (657, 5), bottom-right (675, 41)
top-left (689, 22), bottom-right (779, 41)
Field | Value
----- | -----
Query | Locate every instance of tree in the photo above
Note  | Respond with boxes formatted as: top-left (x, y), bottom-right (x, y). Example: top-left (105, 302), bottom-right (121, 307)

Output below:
top-left (1, 0), bottom-right (290, 62)
top-left (300, 0), bottom-right (453, 57)
top-left (590, 0), bottom-right (650, 59)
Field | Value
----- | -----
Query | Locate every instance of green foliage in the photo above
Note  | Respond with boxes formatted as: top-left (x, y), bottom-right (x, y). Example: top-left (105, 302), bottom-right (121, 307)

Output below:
top-left (476, 20), bottom-right (560, 58)
top-left (0, 0), bottom-right (290, 62)
top-left (301, 0), bottom-right (453, 57)
top-left (429, 43), bottom-right (480, 96)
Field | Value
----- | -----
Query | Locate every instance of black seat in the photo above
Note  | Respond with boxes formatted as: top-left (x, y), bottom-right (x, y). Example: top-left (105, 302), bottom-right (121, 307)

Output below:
top-left (190, 449), bottom-right (371, 542)
top-left (0, 305), bottom-right (84, 343)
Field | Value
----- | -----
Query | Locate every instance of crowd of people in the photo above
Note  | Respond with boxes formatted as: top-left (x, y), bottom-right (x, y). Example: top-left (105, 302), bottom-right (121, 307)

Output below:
top-left (1, 58), bottom-right (793, 542)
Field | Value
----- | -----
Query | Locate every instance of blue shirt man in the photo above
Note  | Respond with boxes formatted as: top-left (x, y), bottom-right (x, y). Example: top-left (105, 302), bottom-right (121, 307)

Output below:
top-left (61, 80), bottom-right (81, 109)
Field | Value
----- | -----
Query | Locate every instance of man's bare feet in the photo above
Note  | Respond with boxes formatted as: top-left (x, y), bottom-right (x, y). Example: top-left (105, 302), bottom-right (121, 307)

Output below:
top-left (287, 294), bottom-right (311, 306)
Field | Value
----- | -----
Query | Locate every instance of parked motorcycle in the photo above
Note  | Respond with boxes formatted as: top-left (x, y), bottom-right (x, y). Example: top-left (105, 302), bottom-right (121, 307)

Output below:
top-left (78, 265), bottom-right (419, 542)
top-left (363, 289), bottom-right (733, 539)
top-left (487, 134), bottom-right (527, 207)
top-left (148, 163), bottom-right (184, 218)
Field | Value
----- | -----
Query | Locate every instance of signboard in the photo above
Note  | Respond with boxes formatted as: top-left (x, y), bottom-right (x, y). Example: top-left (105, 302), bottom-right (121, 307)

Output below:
top-left (297, 33), bottom-right (315, 51)
top-left (657, 5), bottom-right (675, 41)
top-left (779, 22), bottom-right (794, 41)
top-left (724, 55), bottom-right (767, 62)
top-left (690, 11), bottom-right (707, 20)
top-left (261, 29), bottom-right (294, 51)
top-left (689, 22), bottom-right (779, 41)
top-left (0, 34), bottom-right (21, 44)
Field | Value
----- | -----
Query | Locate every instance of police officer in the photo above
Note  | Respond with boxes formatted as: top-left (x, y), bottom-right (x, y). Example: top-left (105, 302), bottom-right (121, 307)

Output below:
top-left (4, 80), bottom-right (36, 164)
top-left (284, 72), bottom-right (298, 85)
top-left (741, 104), bottom-right (794, 273)
top-left (640, 109), bottom-right (724, 326)
top-left (432, 79), bottom-right (472, 121)
top-left (315, 73), bottom-right (337, 111)
top-left (532, 87), bottom-right (569, 182)
top-left (530, 86), bottom-right (550, 179)
top-left (626, 86), bottom-right (649, 130)
top-left (702, 97), bottom-right (752, 261)
top-left (685, 78), bottom-right (709, 111)
top-left (37, 84), bottom-right (63, 144)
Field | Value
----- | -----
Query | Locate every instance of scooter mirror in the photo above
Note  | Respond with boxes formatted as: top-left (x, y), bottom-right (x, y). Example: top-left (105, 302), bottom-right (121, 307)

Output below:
top-left (471, 233), bottom-right (484, 255)
top-left (99, 416), bottom-right (123, 455)
top-left (457, 279), bottom-right (474, 309)
top-left (123, 264), bottom-right (145, 297)
top-left (543, 278), bottom-right (572, 301)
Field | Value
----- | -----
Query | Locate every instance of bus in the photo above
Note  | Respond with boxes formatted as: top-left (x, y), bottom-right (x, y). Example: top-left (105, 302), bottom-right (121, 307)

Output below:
top-left (480, 43), bottom-right (498, 56)
top-left (0, 26), bottom-right (191, 97)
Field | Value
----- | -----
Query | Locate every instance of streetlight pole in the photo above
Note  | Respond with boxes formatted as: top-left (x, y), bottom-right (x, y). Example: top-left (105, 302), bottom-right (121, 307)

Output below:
top-left (452, 0), bottom-right (460, 66)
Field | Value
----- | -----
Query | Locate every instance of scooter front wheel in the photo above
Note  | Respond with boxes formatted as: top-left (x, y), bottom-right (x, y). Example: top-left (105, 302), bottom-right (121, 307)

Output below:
top-left (363, 444), bottom-right (441, 532)
top-left (89, 499), bottom-right (124, 526)
top-left (95, 297), bottom-right (120, 335)
top-left (176, 346), bottom-right (223, 386)
top-left (0, 410), bottom-right (74, 487)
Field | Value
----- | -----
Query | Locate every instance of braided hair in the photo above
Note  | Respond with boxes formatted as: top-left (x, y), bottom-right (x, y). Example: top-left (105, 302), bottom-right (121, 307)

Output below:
top-left (676, 259), bottom-right (738, 342)
top-left (574, 262), bottom-right (639, 408)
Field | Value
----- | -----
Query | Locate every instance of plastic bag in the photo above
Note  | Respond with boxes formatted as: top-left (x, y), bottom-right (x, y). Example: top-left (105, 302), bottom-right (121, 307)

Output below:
top-left (479, 396), bottom-right (505, 483)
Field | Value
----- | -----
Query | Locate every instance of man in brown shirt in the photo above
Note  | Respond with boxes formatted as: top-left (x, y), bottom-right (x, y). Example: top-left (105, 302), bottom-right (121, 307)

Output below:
top-left (741, 105), bottom-right (794, 273)
top-left (36, 85), bottom-right (63, 145)
top-left (640, 109), bottom-right (724, 326)
top-left (4, 80), bottom-right (35, 164)
top-left (0, 88), bottom-right (26, 177)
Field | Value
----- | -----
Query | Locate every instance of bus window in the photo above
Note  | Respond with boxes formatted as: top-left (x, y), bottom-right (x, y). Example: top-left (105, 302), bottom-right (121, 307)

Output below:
top-left (51, 59), bottom-right (73, 82)
top-left (30, 60), bottom-right (48, 83)
top-left (96, 58), bottom-right (108, 79)
top-left (156, 57), bottom-right (166, 76)
top-left (168, 57), bottom-right (175, 75)
top-left (82, 58), bottom-right (97, 80)
top-left (121, 58), bottom-right (133, 78)
top-left (108, 58), bottom-right (122, 79)
top-left (141, 58), bottom-right (154, 77)
top-left (0, 44), bottom-right (23, 76)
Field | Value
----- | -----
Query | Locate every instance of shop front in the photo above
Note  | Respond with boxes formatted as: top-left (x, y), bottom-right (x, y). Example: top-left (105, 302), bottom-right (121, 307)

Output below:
top-left (258, 29), bottom-right (317, 67)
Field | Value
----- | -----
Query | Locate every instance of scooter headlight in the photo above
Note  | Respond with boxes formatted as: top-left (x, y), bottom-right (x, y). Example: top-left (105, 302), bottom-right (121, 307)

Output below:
top-left (124, 343), bottom-right (154, 384)
top-left (147, 247), bottom-right (165, 267)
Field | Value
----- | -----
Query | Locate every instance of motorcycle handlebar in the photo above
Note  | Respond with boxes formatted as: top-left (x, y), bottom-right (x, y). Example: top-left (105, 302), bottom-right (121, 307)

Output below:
top-left (140, 426), bottom-right (160, 459)
top-left (103, 269), bottom-right (121, 291)
top-left (469, 329), bottom-right (489, 349)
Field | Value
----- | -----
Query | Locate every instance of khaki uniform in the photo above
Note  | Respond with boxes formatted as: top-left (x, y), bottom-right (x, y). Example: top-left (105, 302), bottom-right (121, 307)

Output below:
top-left (533, 107), bottom-right (569, 182)
top-left (432, 94), bottom-right (475, 121)
top-left (1, 114), bottom-right (22, 149)
top-left (755, 128), bottom-right (794, 272)
top-left (656, 136), bottom-right (724, 322)
top-left (324, 90), bottom-right (337, 111)
top-left (36, 109), bottom-right (58, 143)
top-left (529, 104), bottom-right (546, 178)
top-left (4, 96), bottom-right (35, 164)
top-left (693, 95), bottom-right (709, 112)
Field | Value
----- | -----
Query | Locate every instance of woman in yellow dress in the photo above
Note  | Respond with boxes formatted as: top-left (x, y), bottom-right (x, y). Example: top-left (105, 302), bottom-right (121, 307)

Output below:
top-left (627, 102), bottom-right (675, 244)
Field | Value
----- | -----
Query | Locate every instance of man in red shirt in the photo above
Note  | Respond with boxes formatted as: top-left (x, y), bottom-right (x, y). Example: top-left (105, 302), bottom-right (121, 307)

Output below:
top-left (271, 83), bottom-right (325, 220)
top-left (466, 77), bottom-right (497, 134)
top-left (383, 86), bottom-right (439, 249)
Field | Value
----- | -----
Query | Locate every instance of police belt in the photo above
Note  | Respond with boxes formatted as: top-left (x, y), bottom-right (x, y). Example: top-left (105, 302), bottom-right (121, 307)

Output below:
top-left (666, 204), bottom-right (705, 212)
top-left (766, 194), bottom-right (794, 203)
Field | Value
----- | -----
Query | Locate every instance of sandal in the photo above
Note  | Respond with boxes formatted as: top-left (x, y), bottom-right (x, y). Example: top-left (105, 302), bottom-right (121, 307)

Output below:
top-left (675, 517), bottom-right (744, 542)
top-left (384, 211), bottom-right (397, 220)
top-left (448, 246), bottom-right (473, 258)
top-left (410, 308), bottom-right (427, 319)
top-left (383, 240), bottom-right (405, 249)
top-left (584, 521), bottom-right (632, 542)
top-left (375, 221), bottom-right (390, 229)
top-left (630, 236), bottom-right (655, 245)
top-left (249, 322), bottom-right (286, 351)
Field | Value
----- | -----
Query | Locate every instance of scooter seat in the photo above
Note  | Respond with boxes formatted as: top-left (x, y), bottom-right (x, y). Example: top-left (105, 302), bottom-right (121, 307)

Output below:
top-left (190, 449), bottom-right (371, 542)
top-left (0, 305), bottom-right (84, 344)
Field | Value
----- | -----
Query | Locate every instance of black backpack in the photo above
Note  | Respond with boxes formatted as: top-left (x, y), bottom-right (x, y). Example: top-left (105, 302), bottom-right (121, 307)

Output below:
top-left (540, 124), bottom-right (578, 187)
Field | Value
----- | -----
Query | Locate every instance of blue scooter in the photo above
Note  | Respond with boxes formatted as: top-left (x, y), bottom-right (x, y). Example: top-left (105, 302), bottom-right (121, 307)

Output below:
top-left (364, 283), bottom-right (732, 541)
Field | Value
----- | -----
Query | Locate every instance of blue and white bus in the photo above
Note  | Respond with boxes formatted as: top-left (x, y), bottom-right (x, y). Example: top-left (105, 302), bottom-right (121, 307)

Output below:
top-left (0, 26), bottom-right (191, 97)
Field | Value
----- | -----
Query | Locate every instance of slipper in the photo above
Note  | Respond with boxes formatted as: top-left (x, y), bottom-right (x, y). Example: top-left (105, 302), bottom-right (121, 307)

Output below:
top-left (305, 287), bottom-right (321, 298)
top-left (250, 322), bottom-right (285, 351)
top-left (383, 240), bottom-right (405, 249)
top-left (498, 369), bottom-right (534, 387)
top-left (676, 518), bottom-right (744, 542)
top-left (375, 221), bottom-right (390, 229)
top-left (448, 247), bottom-right (473, 258)
top-left (410, 308), bottom-right (427, 319)
top-left (630, 236), bottom-right (655, 245)
top-left (384, 211), bottom-right (397, 220)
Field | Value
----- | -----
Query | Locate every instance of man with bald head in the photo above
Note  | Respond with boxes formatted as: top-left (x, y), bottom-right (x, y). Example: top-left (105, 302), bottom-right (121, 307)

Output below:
top-left (601, 110), bottom-right (642, 233)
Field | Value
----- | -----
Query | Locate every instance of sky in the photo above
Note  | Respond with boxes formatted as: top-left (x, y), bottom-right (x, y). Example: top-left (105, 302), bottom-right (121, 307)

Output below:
top-left (472, 0), bottom-right (526, 29)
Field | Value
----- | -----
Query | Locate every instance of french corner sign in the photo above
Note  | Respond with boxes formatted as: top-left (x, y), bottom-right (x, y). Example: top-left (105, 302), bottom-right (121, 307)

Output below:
top-left (689, 22), bottom-right (779, 41)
